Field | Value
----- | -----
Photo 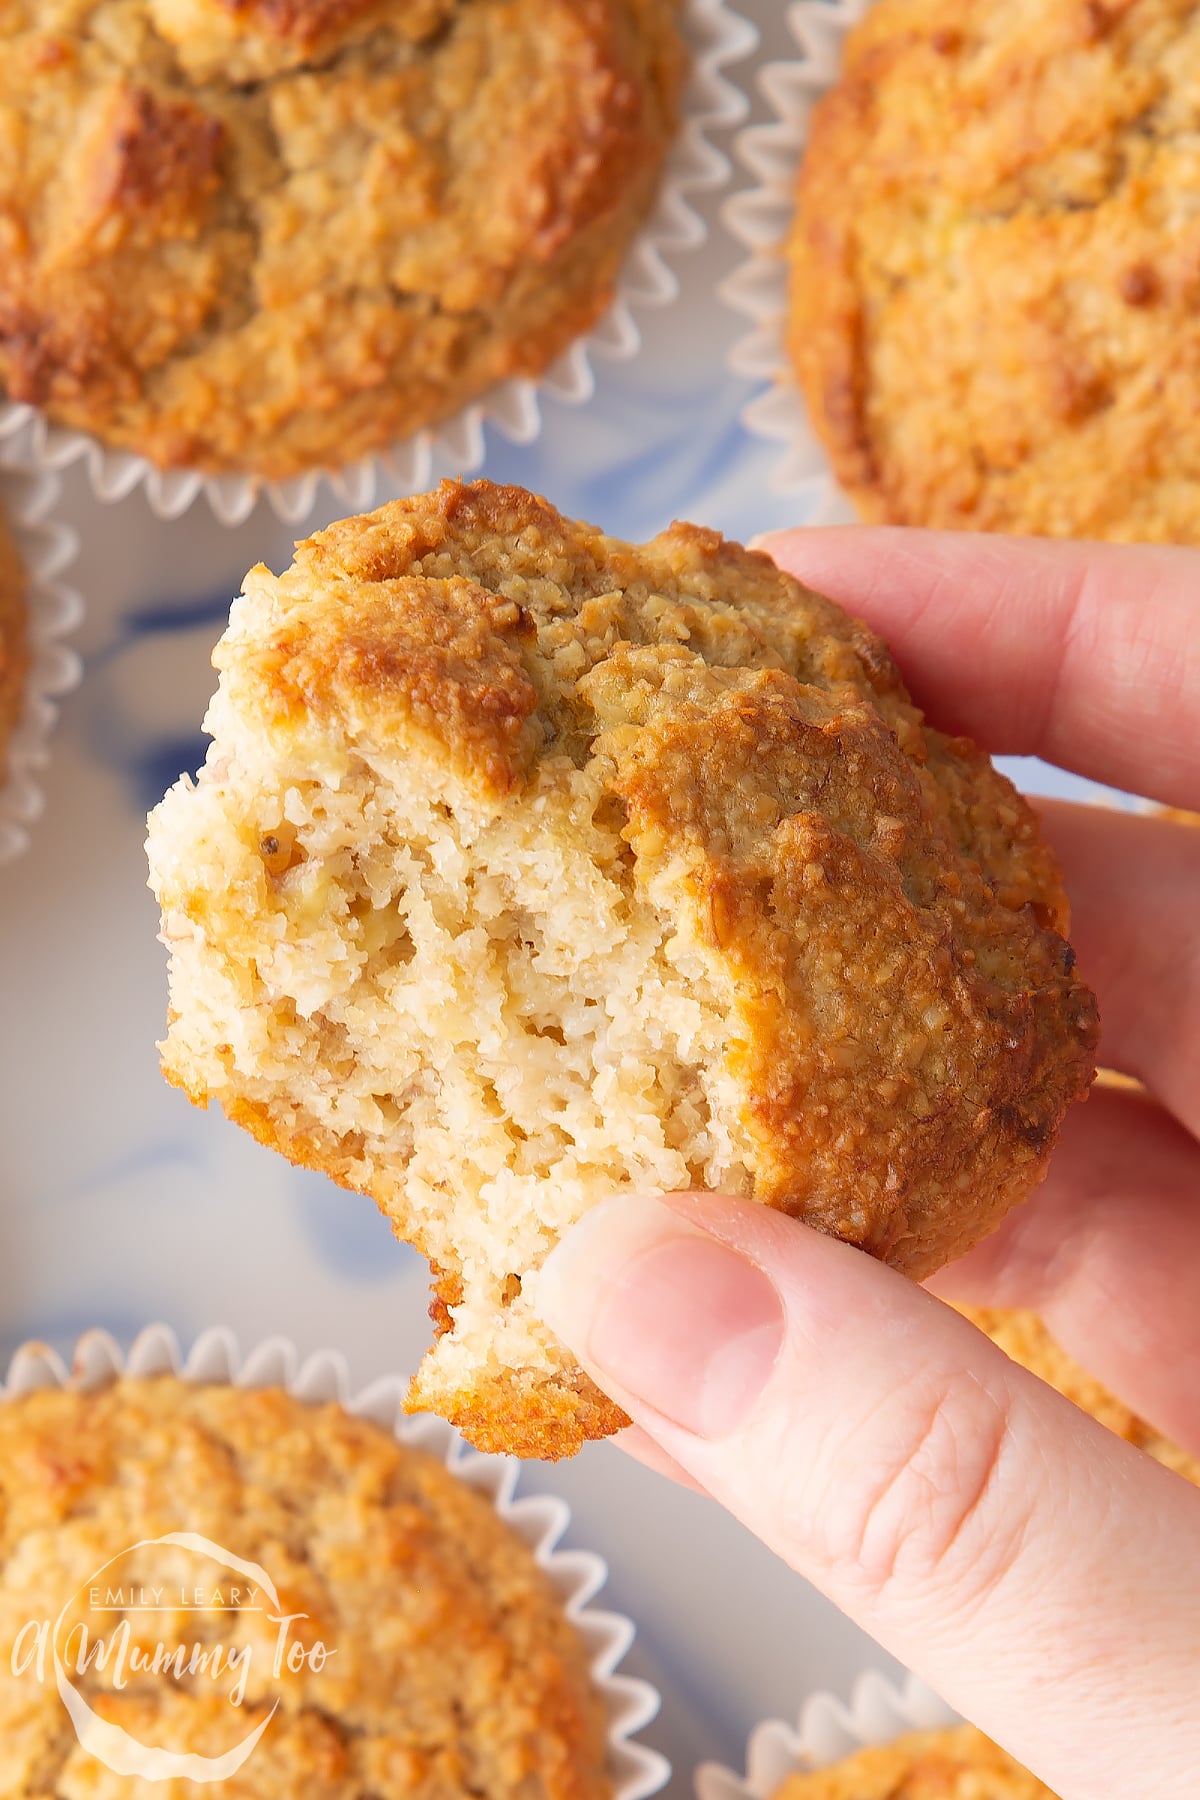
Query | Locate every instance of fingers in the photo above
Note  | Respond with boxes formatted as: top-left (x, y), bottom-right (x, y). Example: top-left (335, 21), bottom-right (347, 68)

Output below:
top-left (614, 1423), bottom-right (710, 1495)
top-left (1036, 799), bottom-right (1200, 1134)
top-left (757, 527), bottom-right (1200, 809)
top-left (537, 1191), bottom-right (1200, 1800)
top-left (928, 1085), bottom-right (1200, 1456)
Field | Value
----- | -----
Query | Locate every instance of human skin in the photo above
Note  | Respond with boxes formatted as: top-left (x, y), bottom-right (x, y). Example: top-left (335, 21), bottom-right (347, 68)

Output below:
top-left (538, 530), bottom-right (1200, 1800)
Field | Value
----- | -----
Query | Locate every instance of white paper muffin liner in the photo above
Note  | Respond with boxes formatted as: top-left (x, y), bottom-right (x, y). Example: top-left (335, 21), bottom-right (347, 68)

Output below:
top-left (695, 1670), bottom-right (959, 1800)
top-left (721, 0), bottom-right (867, 521)
top-left (1, 1322), bottom-right (670, 1799)
top-left (0, 445), bottom-right (83, 867)
top-left (0, 0), bottom-right (755, 530)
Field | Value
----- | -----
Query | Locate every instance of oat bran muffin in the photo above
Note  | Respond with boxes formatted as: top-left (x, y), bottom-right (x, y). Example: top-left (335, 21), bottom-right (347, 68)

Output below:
top-left (0, 1375), bottom-right (610, 1797)
top-left (146, 480), bottom-right (1099, 1458)
top-left (768, 1725), bottom-right (1056, 1798)
top-left (789, 0), bottom-right (1200, 541)
top-left (956, 1304), bottom-right (1200, 1485)
top-left (0, 0), bottom-right (682, 478)
top-left (0, 507), bottom-right (27, 790)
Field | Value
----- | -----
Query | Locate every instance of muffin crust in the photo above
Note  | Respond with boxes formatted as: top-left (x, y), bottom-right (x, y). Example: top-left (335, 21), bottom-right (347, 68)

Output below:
top-left (0, 0), bottom-right (682, 476)
top-left (0, 1376), bottom-right (610, 1797)
top-left (790, 0), bottom-right (1200, 541)
top-left (147, 480), bottom-right (1098, 1457)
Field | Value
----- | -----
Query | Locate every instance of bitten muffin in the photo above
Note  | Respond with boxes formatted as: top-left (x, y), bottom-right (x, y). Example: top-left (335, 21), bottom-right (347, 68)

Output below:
top-left (0, 508), bottom-right (27, 789)
top-left (0, 1375), bottom-right (609, 1797)
top-left (769, 1725), bottom-right (1056, 1798)
top-left (957, 1304), bottom-right (1200, 1486)
top-left (146, 480), bottom-right (1098, 1458)
top-left (0, 1), bottom-right (682, 478)
top-left (789, 0), bottom-right (1200, 541)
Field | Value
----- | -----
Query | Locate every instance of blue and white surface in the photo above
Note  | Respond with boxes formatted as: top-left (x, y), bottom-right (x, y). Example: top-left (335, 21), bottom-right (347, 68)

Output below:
top-left (0, 3), bottom-right (1133, 1789)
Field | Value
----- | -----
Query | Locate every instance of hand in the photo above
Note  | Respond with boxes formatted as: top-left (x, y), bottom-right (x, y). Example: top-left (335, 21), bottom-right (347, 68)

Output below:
top-left (538, 530), bottom-right (1200, 1800)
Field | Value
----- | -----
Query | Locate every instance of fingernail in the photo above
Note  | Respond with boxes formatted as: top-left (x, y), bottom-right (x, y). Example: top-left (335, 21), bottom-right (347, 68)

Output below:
top-left (537, 1196), bottom-right (784, 1440)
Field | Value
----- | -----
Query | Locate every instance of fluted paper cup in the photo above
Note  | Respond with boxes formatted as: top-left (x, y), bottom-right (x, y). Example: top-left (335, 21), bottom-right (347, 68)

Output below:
top-left (0, 447), bottom-right (83, 866)
top-left (2, 1322), bottom-right (670, 1798)
top-left (0, 0), bottom-right (756, 530)
top-left (696, 1670), bottom-right (959, 1800)
top-left (720, 0), bottom-right (866, 521)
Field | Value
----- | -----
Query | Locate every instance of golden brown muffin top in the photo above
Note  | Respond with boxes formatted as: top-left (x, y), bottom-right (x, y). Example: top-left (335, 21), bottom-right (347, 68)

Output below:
top-left (0, 0), bottom-right (681, 477)
top-left (0, 507), bottom-right (27, 786)
top-left (789, 0), bottom-right (1200, 541)
top-left (0, 1374), bottom-right (609, 1796)
top-left (771, 1725), bottom-right (1057, 1798)
top-left (957, 1304), bottom-right (1200, 1486)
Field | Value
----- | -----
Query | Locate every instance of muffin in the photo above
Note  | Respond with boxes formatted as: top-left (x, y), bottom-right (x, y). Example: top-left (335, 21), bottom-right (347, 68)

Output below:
top-left (0, 506), bottom-right (28, 789)
top-left (146, 479), bottom-right (1098, 1458)
top-left (0, 1374), bottom-right (609, 1796)
top-left (768, 1725), bottom-right (1055, 1798)
top-left (789, 0), bottom-right (1200, 541)
top-left (0, 1), bottom-right (683, 479)
top-left (956, 1304), bottom-right (1200, 1486)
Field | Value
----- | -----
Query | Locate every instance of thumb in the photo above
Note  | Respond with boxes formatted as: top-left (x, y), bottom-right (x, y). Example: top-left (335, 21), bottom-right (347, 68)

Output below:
top-left (535, 1191), bottom-right (1200, 1800)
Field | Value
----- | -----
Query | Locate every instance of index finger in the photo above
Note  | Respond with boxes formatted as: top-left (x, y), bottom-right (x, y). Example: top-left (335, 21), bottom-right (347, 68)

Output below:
top-left (758, 527), bottom-right (1200, 809)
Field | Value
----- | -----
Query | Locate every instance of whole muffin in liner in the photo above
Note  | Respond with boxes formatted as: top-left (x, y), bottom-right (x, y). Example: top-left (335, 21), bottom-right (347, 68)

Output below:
top-left (0, 0), bottom-right (754, 527)
top-left (0, 1322), bottom-right (669, 1797)
top-left (724, 0), bottom-right (1200, 542)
